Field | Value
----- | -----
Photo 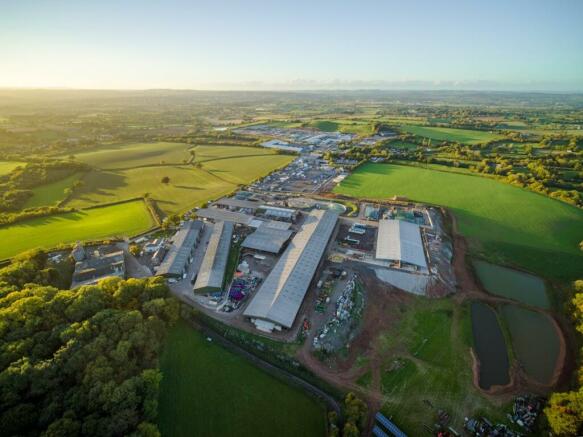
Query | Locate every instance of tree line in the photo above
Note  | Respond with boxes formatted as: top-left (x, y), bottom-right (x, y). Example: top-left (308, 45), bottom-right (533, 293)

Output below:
top-left (0, 250), bottom-right (179, 436)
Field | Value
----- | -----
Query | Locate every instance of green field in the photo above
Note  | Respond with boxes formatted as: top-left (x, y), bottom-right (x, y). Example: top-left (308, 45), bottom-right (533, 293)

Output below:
top-left (335, 163), bottom-right (583, 281)
top-left (23, 173), bottom-right (81, 208)
top-left (0, 160), bottom-right (25, 176)
top-left (66, 144), bottom-right (293, 214)
top-left (377, 299), bottom-right (508, 435)
top-left (308, 119), bottom-right (374, 136)
top-left (158, 322), bottom-right (326, 437)
top-left (0, 200), bottom-right (154, 259)
top-left (69, 142), bottom-right (192, 169)
top-left (400, 125), bottom-right (503, 144)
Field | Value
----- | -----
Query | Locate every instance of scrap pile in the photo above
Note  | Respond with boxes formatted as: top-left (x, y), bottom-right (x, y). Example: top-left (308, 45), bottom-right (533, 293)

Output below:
top-left (313, 274), bottom-right (363, 352)
top-left (223, 275), bottom-right (261, 312)
top-left (463, 417), bottom-right (521, 437)
top-left (507, 396), bottom-right (543, 432)
top-left (464, 395), bottom-right (543, 436)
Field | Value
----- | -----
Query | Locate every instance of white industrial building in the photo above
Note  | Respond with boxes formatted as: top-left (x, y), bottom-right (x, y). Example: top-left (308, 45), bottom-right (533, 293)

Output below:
top-left (244, 209), bottom-right (338, 332)
top-left (375, 219), bottom-right (427, 270)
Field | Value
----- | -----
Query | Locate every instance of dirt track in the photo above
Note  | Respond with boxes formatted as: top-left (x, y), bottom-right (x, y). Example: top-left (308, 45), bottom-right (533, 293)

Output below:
top-left (294, 208), bottom-right (571, 434)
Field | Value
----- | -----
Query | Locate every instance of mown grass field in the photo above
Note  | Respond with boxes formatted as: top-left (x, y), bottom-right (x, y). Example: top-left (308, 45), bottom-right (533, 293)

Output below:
top-left (0, 160), bottom-right (25, 176)
top-left (0, 200), bottom-right (153, 259)
top-left (308, 119), bottom-right (374, 136)
top-left (65, 143), bottom-right (293, 214)
top-left (158, 321), bottom-right (326, 437)
top-left (23, 173), bottom-right (81, 208)
top-left (399, 125), bottom-right (503, 144)
top-left (69, 142), bottom-right (192, 169)
top-left (377, 299), bottom-right (509, 435)
top-left (335, 163), bottom-right (583, 281)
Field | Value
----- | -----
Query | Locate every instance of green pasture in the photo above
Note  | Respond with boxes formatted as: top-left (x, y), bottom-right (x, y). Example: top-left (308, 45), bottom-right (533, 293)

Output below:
top-left (23, 173), bottom-right (81, 208)
top-left (0, 161), bottom-right (25, 176)
top-left (66, 144), bottom-right (292, 214)
top-left (378, 299), bottom-right (508, 435)
top-left (335, 163), bottom-right (583, 281)
top-left (157, 321), bottom-right (326, 437)
top-left (308, 119), bottom-right (374, 136)
top-left (399, 125), bottom-right (503, 144)
top-left (0, 200), bottom-right (153, 259)
top-left (68, 142), bottom-right (192, 169)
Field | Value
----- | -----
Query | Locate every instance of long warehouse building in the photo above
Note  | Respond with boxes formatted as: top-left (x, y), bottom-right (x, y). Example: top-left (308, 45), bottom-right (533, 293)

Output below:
top-left (244, 209), bottom-right (338, 332)
top-left (193, 221), bottom-right (233, 293)
top-left (375, 219), bottom-right (427, 270)
top-left (156, 220), bottom-right (203, 278)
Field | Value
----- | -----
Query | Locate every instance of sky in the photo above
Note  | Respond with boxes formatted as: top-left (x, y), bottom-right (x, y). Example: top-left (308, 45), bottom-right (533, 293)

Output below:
top-left (1, 0), bottom-right (582, 91)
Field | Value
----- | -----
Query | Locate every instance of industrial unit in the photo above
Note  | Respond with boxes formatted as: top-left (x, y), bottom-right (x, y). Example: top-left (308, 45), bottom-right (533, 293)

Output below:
top-left (71, 246), bottom-right (125, 289)
top-left (193, 221), bottom-right (234, 293)
top-left (244, 209), bottom-right (338, 332)
top-left (156, 220), bottom-right (203, 278)
top-left (241, 225), bottom-right (293, 254)
top-left (375, 219), bottom-right (427, 270)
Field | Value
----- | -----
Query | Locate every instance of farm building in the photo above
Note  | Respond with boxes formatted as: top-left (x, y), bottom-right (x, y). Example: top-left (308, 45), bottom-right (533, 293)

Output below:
top-left (214, 197), bottom-right (260, 212)
top-left (71, 247), bottom-right (125, 289)
top-left (197, 206), bottom-right (292, 230)
top-left (241, 225), bottom-right (293, 254)
top-left (244, 209), bottom-right (338, 332)
top-left (375, 219), bottom-right (427, 270)
top-left (260, 205), bottom-right (297, 221)
top-left (156, 220), bottom-right (203, 278)
top-left (193, 221), bottom-right (233, 294)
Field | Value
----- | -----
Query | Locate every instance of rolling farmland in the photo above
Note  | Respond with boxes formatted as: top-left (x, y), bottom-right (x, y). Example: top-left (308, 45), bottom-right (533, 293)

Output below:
top-left (24, 173), bottom-right (81, 208)
top-left (0, 200), bottom-right (154, 259)
top-left (0, 161), bottom-right (25, 176)
top-left (335, 163), bottom-right (583, 281)
top-left (399, 125), bottom-right (503, 144)
top-left (65, 143), bottom-right (293, 214)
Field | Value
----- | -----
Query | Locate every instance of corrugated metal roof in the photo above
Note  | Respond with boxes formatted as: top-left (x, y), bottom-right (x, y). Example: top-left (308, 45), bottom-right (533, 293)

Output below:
top-left (193, 221), bottom-right (233, 292)
top-left (214, 197), bottom-right (260, 210)
top-left (156, 221), bottom-right (203, 277)
top-left (244, 209), bottom-right (338, 328)
top-left (375, 219), bottom-right (427, 269)
top-left (241, 226), bottom-right (292, 254)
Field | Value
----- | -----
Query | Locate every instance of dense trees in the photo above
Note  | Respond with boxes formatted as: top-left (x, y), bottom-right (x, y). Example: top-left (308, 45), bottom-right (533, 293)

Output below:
top-left (545, 280), bottom-right (583, 435)
top-left (0, 160), bottom-right (89, 213)
top-left (0, 251), bottom-right (179, 436)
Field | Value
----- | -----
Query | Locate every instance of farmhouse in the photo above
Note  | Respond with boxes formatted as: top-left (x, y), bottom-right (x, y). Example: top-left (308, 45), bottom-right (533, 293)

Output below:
top-left (71, 246), bottom-right (126, 288)
top-left (241, 225), bottom-right (293, 254)
top-left (156, 220), bottom-right (203, 278)
top-left (375, 219), bottom-right (427, 270)
top-left (244, 209), bottom-right (338, 332)
top-left (193, 221), bottom-right (233, 293)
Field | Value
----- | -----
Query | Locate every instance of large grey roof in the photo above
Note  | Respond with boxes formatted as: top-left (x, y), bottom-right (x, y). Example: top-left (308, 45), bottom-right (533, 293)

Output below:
top-left (156, 221), bottom-right (203, 276)
top-left (376, 219), bottom-right (427, 268)
top-left (214, 197), bottom-right (261, 210)
top-left (196, 207), bottom-right (253, 225)
top-left (244, 209), bottom-right (338, 328)
top-left (241, 226), bottom-right (293, 254)
top-left (193, 221), bottom-right (233, 291)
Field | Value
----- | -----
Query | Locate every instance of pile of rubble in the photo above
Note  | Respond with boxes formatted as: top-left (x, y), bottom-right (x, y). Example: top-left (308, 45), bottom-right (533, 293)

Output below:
top-left (463, 395), bottom-right (544, 436)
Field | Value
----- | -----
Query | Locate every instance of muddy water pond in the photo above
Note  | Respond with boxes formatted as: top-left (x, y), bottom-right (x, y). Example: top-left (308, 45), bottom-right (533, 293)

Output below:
top-left (501, 305), bottom-right (560, 385)
top-left (470, 302), bottom-right (510, 390)
top-left (473, 260), bottom-right (549, 308)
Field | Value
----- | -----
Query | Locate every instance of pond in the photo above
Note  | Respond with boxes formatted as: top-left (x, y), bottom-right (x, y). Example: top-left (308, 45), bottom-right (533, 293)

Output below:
top-left (501, 305), bottom-right (560, 385)
top-left (473, 260), bottom-right (549, 308)
top-left (470, 302), bottom-right (510, 390)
